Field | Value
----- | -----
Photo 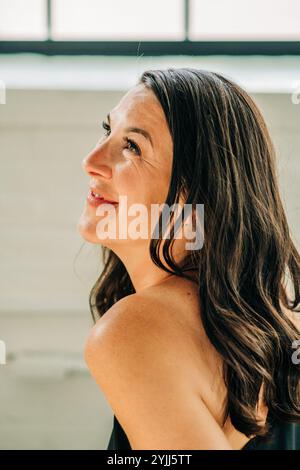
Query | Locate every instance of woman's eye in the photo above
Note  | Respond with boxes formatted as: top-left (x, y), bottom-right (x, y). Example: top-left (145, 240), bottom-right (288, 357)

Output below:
top-left (124, 137), bottom-right (141, 156)
top-left (101, 120), bottom-right (111, 137)
top-left (100, 120), bottom-right (141, 156)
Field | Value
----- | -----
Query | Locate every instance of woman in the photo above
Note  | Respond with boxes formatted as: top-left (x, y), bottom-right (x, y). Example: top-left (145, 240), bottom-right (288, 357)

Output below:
top-left (77, 68), bottom-right (300, 450)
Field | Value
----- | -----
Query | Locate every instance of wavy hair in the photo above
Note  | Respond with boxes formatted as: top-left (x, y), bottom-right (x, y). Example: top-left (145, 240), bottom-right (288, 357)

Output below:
top-left (89, 68), bottom-right (300, 439)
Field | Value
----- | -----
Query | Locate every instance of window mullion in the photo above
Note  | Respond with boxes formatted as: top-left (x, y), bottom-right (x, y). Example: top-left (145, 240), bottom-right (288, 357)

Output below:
top-left (184, 0), bottom-right (190, 41)
top-left (46, 0), bottom-right (52, 40)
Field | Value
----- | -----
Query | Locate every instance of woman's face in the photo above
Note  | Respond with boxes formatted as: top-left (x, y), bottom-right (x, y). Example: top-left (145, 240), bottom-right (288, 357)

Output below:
top-left (78, 83), bottom-right (174, 248)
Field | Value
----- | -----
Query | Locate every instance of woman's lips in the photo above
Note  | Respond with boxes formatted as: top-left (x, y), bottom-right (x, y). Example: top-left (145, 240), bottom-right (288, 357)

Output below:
top-left (87, 190), bottom-right (119, 208)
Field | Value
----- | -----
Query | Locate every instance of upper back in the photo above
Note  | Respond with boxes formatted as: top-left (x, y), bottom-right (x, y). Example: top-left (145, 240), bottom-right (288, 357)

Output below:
top-left (88, 275), bottom-right (300, 449)
top-left (134, 276), bottom-right (300, 448)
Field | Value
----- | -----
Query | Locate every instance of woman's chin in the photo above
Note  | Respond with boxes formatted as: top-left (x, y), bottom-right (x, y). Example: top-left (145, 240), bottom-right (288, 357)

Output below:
top-left (77, 216), bottom-right (99, 244)
top-left (76, 218), bottom-right (114, 246)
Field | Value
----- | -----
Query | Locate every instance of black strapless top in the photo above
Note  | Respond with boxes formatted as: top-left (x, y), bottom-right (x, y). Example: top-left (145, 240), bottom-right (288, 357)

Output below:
top-left (107, 413), bottom-right (300, 450)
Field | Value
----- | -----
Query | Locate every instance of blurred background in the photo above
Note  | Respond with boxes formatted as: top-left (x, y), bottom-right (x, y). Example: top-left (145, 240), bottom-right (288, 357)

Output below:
top-left (0, 0), bottom-right (300, 450)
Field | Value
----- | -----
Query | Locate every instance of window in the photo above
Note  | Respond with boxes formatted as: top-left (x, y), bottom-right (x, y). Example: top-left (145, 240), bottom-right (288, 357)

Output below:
top-left (190, 0), bottom-right (300, 40)
top-left (0, 0), bottom-right (47, 40)
top-left (51, 0), bottom-right (183, 40)
top-left (0, 0), bottom-right (299, 55)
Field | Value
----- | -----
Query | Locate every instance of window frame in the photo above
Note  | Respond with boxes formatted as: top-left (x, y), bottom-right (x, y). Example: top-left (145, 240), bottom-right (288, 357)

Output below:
top-left (0, 0), bottom-right (299, 55)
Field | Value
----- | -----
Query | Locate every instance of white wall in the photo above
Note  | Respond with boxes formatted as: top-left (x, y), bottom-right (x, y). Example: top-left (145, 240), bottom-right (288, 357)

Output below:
top-left (0, 59), bottom-right (300, 449)
top-left (0, 88), bottom-right (125, 449)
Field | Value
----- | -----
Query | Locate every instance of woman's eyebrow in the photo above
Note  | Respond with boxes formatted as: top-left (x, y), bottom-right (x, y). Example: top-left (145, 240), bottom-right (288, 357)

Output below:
top-left (107, 112), bottom-right (154, 149)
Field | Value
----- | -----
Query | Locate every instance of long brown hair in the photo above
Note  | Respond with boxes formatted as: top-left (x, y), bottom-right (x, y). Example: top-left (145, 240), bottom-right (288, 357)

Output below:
top-left (89, 68), bottom-right (300, 439)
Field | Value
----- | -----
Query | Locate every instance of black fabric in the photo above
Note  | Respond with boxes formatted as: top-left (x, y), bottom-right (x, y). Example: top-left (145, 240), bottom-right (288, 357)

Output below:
top-left (107, 413), bottom-right (300, 450)
top-left (107, 415), bottom-right (131, 450)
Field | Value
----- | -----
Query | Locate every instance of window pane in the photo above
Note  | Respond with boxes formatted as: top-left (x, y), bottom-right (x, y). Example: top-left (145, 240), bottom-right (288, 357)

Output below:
top-left (52, 0), bottom-right (184, 40)
top-left (0, 0), bottom-right (47, 39)
top-left (190, 0), bottom-right (300, 40)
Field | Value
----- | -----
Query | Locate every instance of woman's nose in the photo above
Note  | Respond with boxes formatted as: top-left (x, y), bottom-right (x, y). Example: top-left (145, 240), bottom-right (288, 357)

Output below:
top-left (82, 145), bottom-right (113, 179)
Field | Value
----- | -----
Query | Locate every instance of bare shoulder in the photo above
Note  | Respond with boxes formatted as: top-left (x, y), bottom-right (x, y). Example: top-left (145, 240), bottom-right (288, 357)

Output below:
top-left (84, 292), bottom-right (166, 375)
top-left (84, 286), bottom-right (198, 373)
top-left (84, 276), bottom-right (212, 377)
top-left (83, 282), bottom-right (232, 449)
top-left (84, 290), bottom-right (176, 352)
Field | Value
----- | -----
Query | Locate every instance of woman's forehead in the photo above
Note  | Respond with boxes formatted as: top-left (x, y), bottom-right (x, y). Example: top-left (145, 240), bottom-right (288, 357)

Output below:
top-left (111, 88), bottom-right (171, 142)
top-left (115, 86), bottom-right (163, 123)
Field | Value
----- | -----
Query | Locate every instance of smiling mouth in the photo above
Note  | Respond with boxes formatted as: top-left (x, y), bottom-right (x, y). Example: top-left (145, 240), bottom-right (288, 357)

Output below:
top-left (87, 190), bottom-right (119, 208)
